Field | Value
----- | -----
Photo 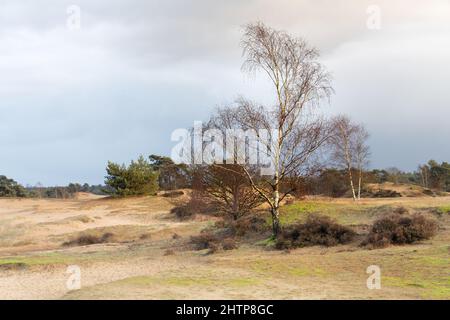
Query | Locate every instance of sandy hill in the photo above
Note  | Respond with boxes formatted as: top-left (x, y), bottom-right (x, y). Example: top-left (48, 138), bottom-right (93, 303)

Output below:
top-left (364, 182), bottom-right (447, 197)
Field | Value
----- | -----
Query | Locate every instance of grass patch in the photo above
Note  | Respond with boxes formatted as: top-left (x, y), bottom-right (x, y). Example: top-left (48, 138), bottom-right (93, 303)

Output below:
top-left (280, 202), bottom-right (326, 225)
top-left (437, 205), bottom-right (450, 214)
top-left (414, 256), bottom-right (450, 267)
top-left (0, 250), bottom-right (123, 268)
top-left (116, 275), bottom-right (260, 288)
top-left (279, 200), bottom-right (378, 226)
top-left (0, 253), bottom-right (78, 267)
top-left (384, 276), bottom-right (450, 299)
top-left (288, 267), bottom-right (327, 277)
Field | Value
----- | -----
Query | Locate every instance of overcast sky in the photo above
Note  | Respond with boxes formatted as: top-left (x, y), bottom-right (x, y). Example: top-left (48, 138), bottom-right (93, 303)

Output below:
top-left (1, 0), bottom-right (449, 186)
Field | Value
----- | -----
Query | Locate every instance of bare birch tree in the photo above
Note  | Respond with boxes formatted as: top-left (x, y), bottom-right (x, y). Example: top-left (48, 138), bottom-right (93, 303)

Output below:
top-left (330, 115), bottom-right (370, 201)
top-left (354, 125), bottom-right (370, 199)
top-left (204, 22), bottom-right (333, 236)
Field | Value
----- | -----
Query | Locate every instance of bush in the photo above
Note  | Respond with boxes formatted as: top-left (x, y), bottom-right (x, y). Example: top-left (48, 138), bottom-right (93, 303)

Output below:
top-left (230, 215), bottom-right (268, 236)
top-left (362, 214), bottom-right (438, 248)
top-left (222, 238), bottom-right (238, 250)
top-left (190, 232), bottom-right (238, 253)
top-left (171, 206), bottom-right (195, 219)
top-left (190, 232), bottom-right (218, 250)
top-left (164, 249), bottom-right (175, 256)
top-left (275, 214), bottom-right (356, 249)
top-left (171, 190), bottom-right (217, 220)
top-left (139, 233), bottom-right (151, 240)
top-left (63, 232), bottom-right (114, 247)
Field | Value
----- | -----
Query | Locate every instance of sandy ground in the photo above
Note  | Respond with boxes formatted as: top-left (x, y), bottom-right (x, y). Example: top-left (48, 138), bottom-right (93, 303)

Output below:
top-left (0, 193), bottom-right (449, 300)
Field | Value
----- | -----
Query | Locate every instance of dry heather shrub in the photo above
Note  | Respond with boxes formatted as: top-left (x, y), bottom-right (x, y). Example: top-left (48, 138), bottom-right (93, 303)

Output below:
top-left (222, 238), bottom-right (238, 250)
top-left (171, 191), bottom-right (216, 220)
top-left (160, 190), bottom-right (185, 198)
top-left (275, 214), bottom-right (356, 250)
top-left (164, 249), bottom-right (175, 256)
top-left (190, 232), bottom-right (238, 253)
top-left (0, 262), bottom-right (28, 271)
top-left (362, 214), bottom-right (438, 248)
top-left (190, 232), bottom-right (219, 250)
top-left (139, 233), bottom-right (151, 240)
top-left (63, 232), bottom-right (114, 247)
top-left (231, 215), bottom-right (268, 236)
top-left (170, 206), bottom-right (195, 219)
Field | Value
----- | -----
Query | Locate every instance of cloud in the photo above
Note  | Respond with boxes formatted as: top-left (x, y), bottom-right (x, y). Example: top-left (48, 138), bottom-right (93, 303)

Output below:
top-left (0, 0), bottom-right (449, 185)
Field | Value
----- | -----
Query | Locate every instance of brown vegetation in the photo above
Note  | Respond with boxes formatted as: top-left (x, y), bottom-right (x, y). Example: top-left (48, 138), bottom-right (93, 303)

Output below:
top-left (362, 214), bottom-right (438, 248)
top-left (63, 232), bottom-right (114, 247)
top-left (275, 214), bottom-right (356, 249)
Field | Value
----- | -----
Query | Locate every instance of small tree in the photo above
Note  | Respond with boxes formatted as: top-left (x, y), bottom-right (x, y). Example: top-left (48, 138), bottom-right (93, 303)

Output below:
top-left (149, 154), bottom-right (189, 190)
top-left (105, 155), bottom-right (159, 196)
top-left (202, 164), bottom-right (263, 220)
top-left (354, 124), bottom-right (370, 199)
top-left (0, 175), bottom-right (27, 197)
top-left (386, 167), bottom-right (402, 185)
top-left (330, 115), bottom-right (370, 200)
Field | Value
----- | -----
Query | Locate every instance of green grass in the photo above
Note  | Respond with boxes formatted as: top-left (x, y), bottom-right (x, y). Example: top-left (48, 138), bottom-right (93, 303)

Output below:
top-left (0, 253), bottom-right (78, 267)
top-left (279, 200), bottom-right (376, 226)
top-left (384, 275), bottom-right (450, 299)
top-left (115, 275), bottom-right (261, 288)
top-left (287, 267), bottom-right (327, 277)
top-left (0, 249), bottom-right (125, 268)
top-left (437, 205), bottom-right (450, 214)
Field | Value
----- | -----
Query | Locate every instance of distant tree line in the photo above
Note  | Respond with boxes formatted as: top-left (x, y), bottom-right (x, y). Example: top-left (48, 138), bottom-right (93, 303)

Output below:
top-left (0, 175), bottom-right (112, 199)
top-left (3, 157), bottom-right (446, 200)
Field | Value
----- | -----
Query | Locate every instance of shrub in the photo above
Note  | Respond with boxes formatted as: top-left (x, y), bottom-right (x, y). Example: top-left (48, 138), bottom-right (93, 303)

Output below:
top-left (164, 249), bottom-right (175, 256)
top-left (170, 190), bottom-right (214, 220)
top-left (190, 232), bottom-right (218, 250)
top-left (160, 190), bottom-right (185, 197)
top-left (63, 232), bottom-right (114, 247)
top-left (139, 233), bottom-right (151, 240)
top-left (362, 214), bottom-right (438, 248)
top-left (222, 238), bottom-right (238, 250)
top-left (171, 206), bottom-right (195, 219)
top-left (275, 214), bottom-right (356, 249)
top-left (230, 215), bottom-right (268, 236)
top-left (372, 189), bottom-right (402, 198)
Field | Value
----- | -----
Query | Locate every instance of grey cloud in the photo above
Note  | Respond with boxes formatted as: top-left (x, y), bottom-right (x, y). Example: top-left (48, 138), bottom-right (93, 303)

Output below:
top-left (0, 0), bottom-right (449, 185)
